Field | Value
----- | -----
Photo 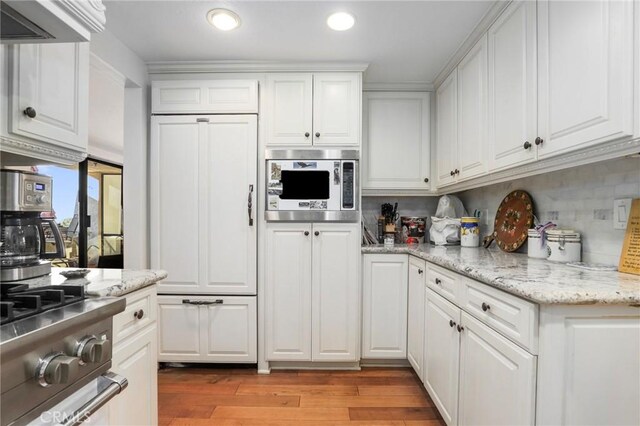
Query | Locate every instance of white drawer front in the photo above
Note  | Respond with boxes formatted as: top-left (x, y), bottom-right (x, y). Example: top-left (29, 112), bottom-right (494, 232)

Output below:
top-left (460, 277), bottom-right (538, 353)
top-left (113, 286), bottom-right (157, 345)
top-left (426, 263), bottom-right (460, 305)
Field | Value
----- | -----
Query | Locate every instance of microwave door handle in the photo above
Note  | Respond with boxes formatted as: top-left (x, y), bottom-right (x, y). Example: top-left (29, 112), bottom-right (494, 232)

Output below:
top-left (248, 184), bottom-right (254, 226)
top-left (40, 219), bottom-right (66, 259)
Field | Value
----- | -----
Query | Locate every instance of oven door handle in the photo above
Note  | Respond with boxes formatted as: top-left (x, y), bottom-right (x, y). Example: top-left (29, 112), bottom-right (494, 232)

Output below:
top-left (59, 372), bottom-right (128, 426)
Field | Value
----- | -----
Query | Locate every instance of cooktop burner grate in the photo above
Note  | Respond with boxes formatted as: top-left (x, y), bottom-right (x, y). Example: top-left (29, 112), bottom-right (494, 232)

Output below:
top-left (0, 284), bottom-right (85, 325)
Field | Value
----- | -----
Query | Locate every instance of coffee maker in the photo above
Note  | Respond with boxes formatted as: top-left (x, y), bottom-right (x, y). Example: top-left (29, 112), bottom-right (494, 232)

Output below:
top-left (0, 170), bottom-right (65, 281)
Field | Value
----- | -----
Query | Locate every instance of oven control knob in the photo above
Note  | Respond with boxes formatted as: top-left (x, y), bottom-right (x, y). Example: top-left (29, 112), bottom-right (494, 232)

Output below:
top-left (34, 194), bottom-right (47, 204)
top-left (76, 335), bottom-right (111, 365)
top-left (37, 353), bottom-right (80, 387)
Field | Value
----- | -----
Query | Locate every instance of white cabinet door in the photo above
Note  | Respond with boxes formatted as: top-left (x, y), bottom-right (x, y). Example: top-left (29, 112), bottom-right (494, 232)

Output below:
top-left (151, 116), bottom-right (201, 294)
top-left (424, 289), bottom-right (461, 426)
top-left (201, 296), bottom-right (257, 362)
top-left (362, 92), bottom-right (431, 190)
top-left (407, 257), bottom-right (426, 380)
top-left (151, 80), bottom-right (258, 114)
top-left (537, 0), bottom-right (634, 158)
top-left (436, 70), bottom-right (458, 187)
top-left (313, 73), bottom-right (361, 146)
top-left (109, 326), bottom-right (158, 426)
top-left (157, 296), bottom-right (202, 361)
top-left (265, 223), bottom-right (313, 361)
top-left (362, 254), bottom-right (408, 359)
top-left (457, 35), bottom-right (488, 181)
top-left (311, 223), bottom-right (360, 361)
top-left (9, 42), bottom-right (88, 152)
top-left (487, 0), bottom-right (537, 172)
top-left (458, 312), bottom-right (536, 426)
top-left (265, 74), bottom-right (313, 146)
top-left (203, 116), bottom-right (257, 294)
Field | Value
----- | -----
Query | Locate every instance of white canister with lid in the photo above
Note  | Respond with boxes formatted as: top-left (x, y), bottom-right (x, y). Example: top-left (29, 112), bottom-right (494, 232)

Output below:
top-left (528, 229), bottom-right (550, 259)
top-left (547, 229), bottom-right (581, 263)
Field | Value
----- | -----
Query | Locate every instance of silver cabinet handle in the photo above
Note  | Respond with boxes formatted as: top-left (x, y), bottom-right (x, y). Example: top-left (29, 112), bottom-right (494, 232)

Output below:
top-left (247, 184), bottom-right (254, 226)
top-left (60, 372), bottom-right (128, 426)
top-left (182, 299), bottom-right (224, 305)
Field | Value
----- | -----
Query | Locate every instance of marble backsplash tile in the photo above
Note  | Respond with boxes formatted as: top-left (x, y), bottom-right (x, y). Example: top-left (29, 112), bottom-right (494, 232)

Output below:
top-left (456, 156), bottom-right (640, 266)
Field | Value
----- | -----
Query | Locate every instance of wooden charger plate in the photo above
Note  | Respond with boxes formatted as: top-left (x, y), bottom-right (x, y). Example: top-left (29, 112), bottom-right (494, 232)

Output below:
top-left (490, 190), bottom-right (534, 252)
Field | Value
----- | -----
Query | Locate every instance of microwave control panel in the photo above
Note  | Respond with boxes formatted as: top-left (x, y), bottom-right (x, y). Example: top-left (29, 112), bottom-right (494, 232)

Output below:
top-left (342, 161), bottom-right (354, 210)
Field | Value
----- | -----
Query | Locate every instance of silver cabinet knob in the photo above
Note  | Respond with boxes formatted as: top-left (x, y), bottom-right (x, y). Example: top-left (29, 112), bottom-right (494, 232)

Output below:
top-left (37, 353), bottom-right (80, 387)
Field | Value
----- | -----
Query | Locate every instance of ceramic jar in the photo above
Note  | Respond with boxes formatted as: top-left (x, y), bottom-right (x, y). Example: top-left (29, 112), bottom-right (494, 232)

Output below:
top-left (460, 217), bottom-right (480, 247)
top-left (547, 229), bottom-right (581, 263)
top-left (528, 228), bottom-right (550, 259)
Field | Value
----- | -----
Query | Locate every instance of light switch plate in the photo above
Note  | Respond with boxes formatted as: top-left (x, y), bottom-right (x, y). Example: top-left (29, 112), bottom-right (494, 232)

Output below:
top-left (613, 199), bottom-right (632, 230)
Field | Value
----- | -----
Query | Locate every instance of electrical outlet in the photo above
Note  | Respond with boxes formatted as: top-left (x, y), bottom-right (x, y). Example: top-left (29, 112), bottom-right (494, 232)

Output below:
top-left (613, 199), bottom-right (632, 230)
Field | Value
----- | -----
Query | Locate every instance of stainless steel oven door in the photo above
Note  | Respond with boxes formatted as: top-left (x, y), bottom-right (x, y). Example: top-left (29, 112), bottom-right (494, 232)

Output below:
top-left (27, 372), bottom-right (127, 426)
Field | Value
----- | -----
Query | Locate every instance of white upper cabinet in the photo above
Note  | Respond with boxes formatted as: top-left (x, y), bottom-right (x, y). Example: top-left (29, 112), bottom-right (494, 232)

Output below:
top-left (151, 115), bottom-right (257, 295)
top-left (313, 73), bottom-right (361, 146)
top-left (436, 70), bottom-right (458, 187)
top-left (4, 42), bottom-right (89, 163)
top-left (265, 72), bottom-right (361, 147)
top-left (457, 35), bottom-right (488, 181)
top-left (265, 74), bottom-right (313, 146)
top-left (363, 92), bottom-right (431, 191)
top-left (362, 254), bottom-right (408, 359)
top-left (264, 223), bottom-right (313, 361)
top-left (536, 0), bottom-right (634, 158)
top-left (151, 80), bottom-right (258, 114)
top-left (487, 0), bottom-right (537, 172)
top-left (312, 223), bottom-right (360, 361)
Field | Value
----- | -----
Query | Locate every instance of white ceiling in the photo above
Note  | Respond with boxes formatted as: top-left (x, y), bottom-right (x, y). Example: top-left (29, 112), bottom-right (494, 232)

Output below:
top-left (103, 0), bottom-right (494, 83)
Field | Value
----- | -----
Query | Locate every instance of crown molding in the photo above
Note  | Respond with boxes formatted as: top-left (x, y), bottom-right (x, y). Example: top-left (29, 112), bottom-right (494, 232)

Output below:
top-left (1, 136), bottom-right (87, 165)
top-left (363, 82), bottom-right (434, 92)
top-left (433, 0), bottom-right (509, 89)
top-left (56, 0), bottom-right (107, 33)
top-left (147, 61), bottom-right (369, 74)
top-left (436, 137), bottom-right (640, 195)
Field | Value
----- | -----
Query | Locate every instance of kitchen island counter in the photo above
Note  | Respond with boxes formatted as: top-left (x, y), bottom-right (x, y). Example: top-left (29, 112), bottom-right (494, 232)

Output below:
top-left (8, 268), bottom-right (168, 297)
top-left (363, 244), bottom-right (640, 305)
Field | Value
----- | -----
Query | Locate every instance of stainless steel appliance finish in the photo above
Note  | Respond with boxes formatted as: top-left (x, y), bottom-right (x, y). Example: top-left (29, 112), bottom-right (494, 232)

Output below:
top-left (0, 2), bottom-right (54, 41)
top-left (265, 149), bottom-right (360, 222)
top-left (1, 170), bottom-right (65, 282)
top-left (0, 291), bottom-right (126, 425)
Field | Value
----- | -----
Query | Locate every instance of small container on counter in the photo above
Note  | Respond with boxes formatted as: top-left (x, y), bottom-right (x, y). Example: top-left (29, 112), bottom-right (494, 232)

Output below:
top-left (527, 228), bottom-right (550, 259)
top-left (547, 229), bottom-right (581, 263)
top-left (401, 216), bottom-right (427, 244)
top-left (384, 233), bottom-right (395, 249)
top-left (460, 217), bottom-right (480, 247)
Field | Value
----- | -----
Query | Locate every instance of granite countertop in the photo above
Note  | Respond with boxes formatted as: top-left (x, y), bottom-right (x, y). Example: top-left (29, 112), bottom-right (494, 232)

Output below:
top-left (362, 244), bottom-right (640, 305)
top-left (12, 268), bottom-right (168, 297)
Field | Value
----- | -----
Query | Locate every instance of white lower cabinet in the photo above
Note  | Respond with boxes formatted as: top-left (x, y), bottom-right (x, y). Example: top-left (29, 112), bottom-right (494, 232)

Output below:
top-left (157, 295), bottom-right (257, 363)
top-left (265, 223), bottom-right (359, 362)
top-left (458, 312), bottom-right (536, 426)
top-left (407, 257), bottom-right (426, 379)
top-left (362, 254), bottom-right (408, 359)
top-left (424, 287), bottom-right (536, 426)
top-left (108, 286), bottom-right (158, 426)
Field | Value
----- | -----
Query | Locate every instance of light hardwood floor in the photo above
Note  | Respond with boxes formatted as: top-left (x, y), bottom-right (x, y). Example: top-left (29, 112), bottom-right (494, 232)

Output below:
top-left (158, 366), bottom-right (446, 425)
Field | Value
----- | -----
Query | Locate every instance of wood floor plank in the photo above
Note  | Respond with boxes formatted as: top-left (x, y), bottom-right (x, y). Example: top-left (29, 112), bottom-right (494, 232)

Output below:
top-left (297, 368), bottom-right (415, 378)
top-left (170, 419), bottom-right (405, 426)
top-left (236, 384), bottom-right (359, 396)
top-left (204, 374), bottom-right (421, 386)
top-left (358, 385), bottom-right (426, 396)
top-left (210, 407), bottom-right (351, 421)
top-left (159, 393), bottom-right (299, 408)
top-left (299, 395), bottom-right (430, 408)
top-left (349, 407), bottom-right (441, 421)
top-left (159, 383), bottom-right (239, 395)
top-left (404, 420), bottom-right (447, 426)
top-left (158, 404), bottom-right (215, 419)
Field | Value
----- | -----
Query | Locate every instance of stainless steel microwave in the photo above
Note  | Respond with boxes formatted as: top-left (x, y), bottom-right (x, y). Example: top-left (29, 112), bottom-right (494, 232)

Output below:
top-left (265, 149), bottom-right (359, 222)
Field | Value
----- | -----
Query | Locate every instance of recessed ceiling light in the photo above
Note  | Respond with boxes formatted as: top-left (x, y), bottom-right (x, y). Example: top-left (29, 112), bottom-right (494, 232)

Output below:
top-left (207, 9), bottom-right (241, 31)
top-left (327, 12), bottom-right (355, 31)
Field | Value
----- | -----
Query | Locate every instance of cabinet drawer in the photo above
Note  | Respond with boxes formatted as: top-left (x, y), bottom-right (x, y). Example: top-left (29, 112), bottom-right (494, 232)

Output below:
top-left (426, 263), bottom-right (459, 305)
top-left (460, 277), bottom-right (538, 353)
top-left (113, 286), bottom-right (157, 344)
